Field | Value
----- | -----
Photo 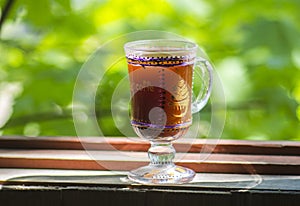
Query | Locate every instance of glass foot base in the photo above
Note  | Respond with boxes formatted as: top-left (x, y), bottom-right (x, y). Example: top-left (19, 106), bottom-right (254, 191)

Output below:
top-left (128, 163), bottom-right (195, 184)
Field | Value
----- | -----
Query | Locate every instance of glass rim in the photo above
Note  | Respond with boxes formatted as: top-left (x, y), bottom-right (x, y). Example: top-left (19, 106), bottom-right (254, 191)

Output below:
top-left (124, 39), bottom-right (198, 53)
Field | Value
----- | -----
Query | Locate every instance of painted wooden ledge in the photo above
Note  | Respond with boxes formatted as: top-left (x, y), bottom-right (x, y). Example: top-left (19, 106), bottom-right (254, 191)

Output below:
top-left (0, 136), bottom-right (299, 175)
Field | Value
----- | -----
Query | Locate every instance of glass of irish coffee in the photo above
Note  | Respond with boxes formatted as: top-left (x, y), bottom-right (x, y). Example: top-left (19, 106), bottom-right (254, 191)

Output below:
top-left (124, 39), bottom-right (213, 184)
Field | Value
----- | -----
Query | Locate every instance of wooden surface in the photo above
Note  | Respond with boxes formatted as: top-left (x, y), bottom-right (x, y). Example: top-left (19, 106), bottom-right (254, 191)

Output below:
top-left (0, 136), bottom-right (299, 174)
top-left (1, 169), bottom-right (300, 191)
top-left (0, 149), bottom-right (300, 174)
top-left (0, 169), bottom-right (300, 206)
top-left (1, 136), bottom-right (300, 155)
top-left (0, 136), bottom-right (300, 206)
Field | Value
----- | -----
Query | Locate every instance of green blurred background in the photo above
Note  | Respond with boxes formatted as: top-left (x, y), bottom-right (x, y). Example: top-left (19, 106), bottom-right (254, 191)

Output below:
top-left (0, 0), bottom-right (299, 140)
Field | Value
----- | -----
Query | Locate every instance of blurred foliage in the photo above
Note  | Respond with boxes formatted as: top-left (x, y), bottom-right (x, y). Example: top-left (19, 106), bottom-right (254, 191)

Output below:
top-left (0, 0), bottom-right (299, 140)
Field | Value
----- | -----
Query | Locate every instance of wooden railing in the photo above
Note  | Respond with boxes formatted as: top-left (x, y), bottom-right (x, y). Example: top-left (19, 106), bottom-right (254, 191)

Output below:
top-left (0, 136), bottom-right (299, 206)
top-left (0, 136), bottom-right (299, 174)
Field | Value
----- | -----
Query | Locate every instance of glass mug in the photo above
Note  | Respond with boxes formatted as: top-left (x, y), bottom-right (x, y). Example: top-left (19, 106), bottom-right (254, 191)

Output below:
top-left (124, 39), bottom-right (213, 184)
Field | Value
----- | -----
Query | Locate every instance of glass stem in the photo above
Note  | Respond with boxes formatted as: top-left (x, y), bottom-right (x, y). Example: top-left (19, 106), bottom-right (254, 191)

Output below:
top-left (148, 141), bottom-right (176, 165)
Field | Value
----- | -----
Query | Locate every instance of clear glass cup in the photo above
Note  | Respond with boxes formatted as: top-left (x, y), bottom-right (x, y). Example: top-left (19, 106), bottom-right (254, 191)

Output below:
top-left (124, 39), bottom-right (213, 184)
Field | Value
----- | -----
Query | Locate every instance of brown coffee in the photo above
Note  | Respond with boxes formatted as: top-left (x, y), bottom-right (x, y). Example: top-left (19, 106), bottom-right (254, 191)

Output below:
top-left (127, 58), bottom-right (193, 140)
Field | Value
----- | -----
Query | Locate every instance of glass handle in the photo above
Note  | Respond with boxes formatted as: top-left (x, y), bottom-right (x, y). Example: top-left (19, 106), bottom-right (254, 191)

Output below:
top-left (192, 57), bottom-right (213, 114)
